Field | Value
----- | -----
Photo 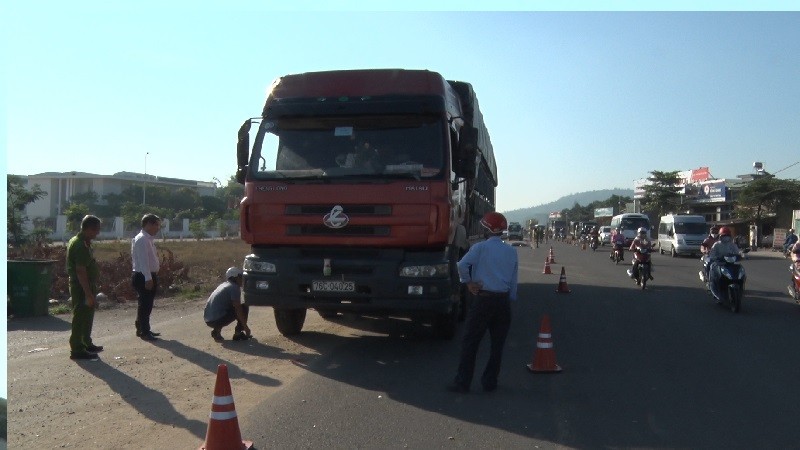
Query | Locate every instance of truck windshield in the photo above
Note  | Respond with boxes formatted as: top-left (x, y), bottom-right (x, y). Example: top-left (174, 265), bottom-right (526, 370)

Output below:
top-left (675, 222), bottom-right (708, 234)
top-left (251, 115), bottom-right (445, 180)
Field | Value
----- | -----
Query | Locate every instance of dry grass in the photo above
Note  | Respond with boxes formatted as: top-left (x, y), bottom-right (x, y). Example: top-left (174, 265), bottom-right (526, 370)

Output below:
top-left (92, 238), bottom-right (251, 301)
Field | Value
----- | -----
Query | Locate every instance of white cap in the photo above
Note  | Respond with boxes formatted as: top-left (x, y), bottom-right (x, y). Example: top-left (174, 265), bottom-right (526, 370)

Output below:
top-left (226, 266), bottom-right (243, 279)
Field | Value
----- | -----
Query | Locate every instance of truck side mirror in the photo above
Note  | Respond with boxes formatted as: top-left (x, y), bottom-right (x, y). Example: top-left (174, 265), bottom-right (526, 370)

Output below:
top-left (456, 126), bottom-right (478, 179)
top-left (235, 119), bottom-right (252, 184)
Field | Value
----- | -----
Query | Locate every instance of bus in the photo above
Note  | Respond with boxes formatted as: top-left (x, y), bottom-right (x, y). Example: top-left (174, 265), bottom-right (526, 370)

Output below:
top-left (609, 213), bottom-right (651, 245)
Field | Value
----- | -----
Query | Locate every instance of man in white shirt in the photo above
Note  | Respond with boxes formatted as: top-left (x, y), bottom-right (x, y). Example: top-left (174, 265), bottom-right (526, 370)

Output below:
top-left (131, 213), bottom-right (162, 341)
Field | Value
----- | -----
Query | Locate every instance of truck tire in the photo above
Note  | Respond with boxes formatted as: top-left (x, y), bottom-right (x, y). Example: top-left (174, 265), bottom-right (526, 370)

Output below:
top-left (274, 308), bottom-right (307, 335)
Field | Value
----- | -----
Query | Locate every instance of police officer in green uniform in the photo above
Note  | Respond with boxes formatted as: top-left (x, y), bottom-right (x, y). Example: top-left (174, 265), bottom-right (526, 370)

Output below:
top-left (67, 215), bottom-right (103, 360)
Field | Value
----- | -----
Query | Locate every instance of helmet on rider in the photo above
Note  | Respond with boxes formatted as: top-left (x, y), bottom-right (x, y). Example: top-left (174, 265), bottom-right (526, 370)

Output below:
top-left (710, 226), bottom-right (720, 237)
top-left (480, 212), bottom-right (508, 234)
top-left (637, 227), bottom-right (647, 236)
top-left (718, 226), bottom-right (732, 237)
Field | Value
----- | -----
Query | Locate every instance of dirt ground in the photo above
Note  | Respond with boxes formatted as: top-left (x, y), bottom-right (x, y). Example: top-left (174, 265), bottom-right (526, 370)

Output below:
top-left (7, 296), bottom-right (341, 449)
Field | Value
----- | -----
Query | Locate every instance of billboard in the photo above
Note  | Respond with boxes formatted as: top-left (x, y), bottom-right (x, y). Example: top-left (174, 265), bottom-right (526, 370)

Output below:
top-left (548, 211), bottom-right (562, 219)
top-left (693, 180), bottom-right (727, 203)
top-left (594, 207), bottom-right (614, 218)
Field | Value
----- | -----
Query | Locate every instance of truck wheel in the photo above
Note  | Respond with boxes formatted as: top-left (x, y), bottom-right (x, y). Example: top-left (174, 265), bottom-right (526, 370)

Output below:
top-left (671, 246), bottom-right (677, 258)
top-left (274, 308), bottom-right (307, 335)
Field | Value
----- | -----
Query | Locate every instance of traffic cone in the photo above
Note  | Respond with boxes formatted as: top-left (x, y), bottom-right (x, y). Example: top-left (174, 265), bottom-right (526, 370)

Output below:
top-left (199, 364), bottom-right (254, 450)
top-left (542, 258), bottom-right (553, 274)
top-left (527, 314), bottom-right (562, 373)
top-left (547, 247), bottom-right (556, 264)
top-left (555, 266), bottom-right (571, 293)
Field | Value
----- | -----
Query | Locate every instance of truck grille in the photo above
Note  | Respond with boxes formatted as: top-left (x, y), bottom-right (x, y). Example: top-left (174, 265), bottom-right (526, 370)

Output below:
top-left (286, 225), bottom-right (390, 237)
top-left (285, 205), bottom-right (392, 216)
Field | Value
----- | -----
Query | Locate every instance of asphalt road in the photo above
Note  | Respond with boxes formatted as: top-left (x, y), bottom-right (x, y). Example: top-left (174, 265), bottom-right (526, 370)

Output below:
top-left (240, 241), bottom-right (800, 449)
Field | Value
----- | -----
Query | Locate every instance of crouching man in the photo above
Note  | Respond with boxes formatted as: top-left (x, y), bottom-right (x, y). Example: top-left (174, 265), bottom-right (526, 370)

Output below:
top-left (204, 267), bottom-right (252, 341)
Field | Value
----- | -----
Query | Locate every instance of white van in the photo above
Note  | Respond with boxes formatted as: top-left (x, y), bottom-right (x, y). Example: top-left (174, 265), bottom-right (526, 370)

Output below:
top-left (658, 214), bottom-right (708, 257)
top-left (609, 213), bottom-right (651, 245)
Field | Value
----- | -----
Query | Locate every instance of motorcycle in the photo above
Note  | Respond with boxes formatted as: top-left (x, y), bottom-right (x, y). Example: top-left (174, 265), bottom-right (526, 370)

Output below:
top-left (706, 255), bottom-right (746, 313)
top-left (627, 245), bottom-right (652, 289)
top-left (589, 236), bottom-right (599, 251)
top-left (611, 243), bottom-right (624, 265)
top-left (788, 262), bottom-right (800, 304)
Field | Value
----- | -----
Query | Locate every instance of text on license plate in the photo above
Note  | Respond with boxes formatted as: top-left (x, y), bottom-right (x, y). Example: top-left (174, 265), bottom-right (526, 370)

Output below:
top-left (312, 280), bottom-right (355, 292)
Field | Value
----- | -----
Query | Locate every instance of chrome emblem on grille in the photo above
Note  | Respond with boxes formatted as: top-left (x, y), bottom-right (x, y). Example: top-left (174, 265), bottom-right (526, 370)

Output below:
top-left (323, 205), bottom-right (349, 229)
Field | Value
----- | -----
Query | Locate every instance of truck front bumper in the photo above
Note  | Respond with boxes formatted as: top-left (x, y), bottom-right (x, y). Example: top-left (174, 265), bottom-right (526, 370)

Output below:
top-left (242, 247), bottom-right (456, 316)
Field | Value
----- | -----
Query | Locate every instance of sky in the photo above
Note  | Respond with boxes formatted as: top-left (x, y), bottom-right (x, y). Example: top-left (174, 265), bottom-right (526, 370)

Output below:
top-left (5, 3), bottom-right (800, 215)
top-left (1, 0), bottom-right (799, 404)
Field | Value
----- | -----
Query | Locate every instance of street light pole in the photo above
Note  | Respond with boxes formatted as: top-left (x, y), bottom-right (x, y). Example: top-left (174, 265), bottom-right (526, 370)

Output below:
top-left (144, 152), bottom-right (149, 206)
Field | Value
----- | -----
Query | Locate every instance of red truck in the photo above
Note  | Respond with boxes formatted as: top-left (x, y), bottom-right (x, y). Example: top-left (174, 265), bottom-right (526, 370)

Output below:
top-left (235, 69), bottom-right (497, 338)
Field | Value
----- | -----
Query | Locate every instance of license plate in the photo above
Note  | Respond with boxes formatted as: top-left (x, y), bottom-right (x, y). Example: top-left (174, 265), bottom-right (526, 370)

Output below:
top-left (312, 280), bottom-right (355, 292)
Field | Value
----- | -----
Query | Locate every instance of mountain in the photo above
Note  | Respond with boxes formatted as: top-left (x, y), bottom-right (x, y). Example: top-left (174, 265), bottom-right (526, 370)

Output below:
top-left (501, 188), bottom-right (634, 225)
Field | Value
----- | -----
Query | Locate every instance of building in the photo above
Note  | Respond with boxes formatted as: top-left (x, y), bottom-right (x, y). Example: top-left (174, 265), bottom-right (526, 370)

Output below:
top-left (13, 171), bottom-right (221, 241)
top-left (20, 171), bottom-right (216, 219)
top-left (633, 165), bottom-right (794, 245)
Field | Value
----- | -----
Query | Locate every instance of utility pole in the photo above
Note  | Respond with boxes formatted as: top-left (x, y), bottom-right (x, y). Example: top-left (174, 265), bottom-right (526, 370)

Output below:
top-left (144, 152), bottom-right (149, 206)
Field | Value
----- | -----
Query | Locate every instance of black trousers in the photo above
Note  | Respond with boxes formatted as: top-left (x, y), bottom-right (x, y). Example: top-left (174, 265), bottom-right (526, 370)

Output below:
top-left (206, 306), bottom-right (250, 333)
top-left (132, 272), bottom-right (158, 333)
top-left (454, 293), bottom-right (512, 390)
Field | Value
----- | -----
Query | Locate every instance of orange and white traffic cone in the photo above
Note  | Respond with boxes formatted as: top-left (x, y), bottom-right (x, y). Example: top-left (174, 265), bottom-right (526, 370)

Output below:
top-left (527, 314), bottom-right (562, 373)
top-left (542, 258), bottom-right (553, 274)
top-left (555, 266), bottom-right (571, 293)
top-left (199, 364), bottom-right (254, 450)
top-left (547, 247), bottom-right (556, 264)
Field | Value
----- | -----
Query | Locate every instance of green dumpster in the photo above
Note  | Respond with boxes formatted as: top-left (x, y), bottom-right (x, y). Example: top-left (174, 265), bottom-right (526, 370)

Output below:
top-left (7, 259), bottom-right (58, 318)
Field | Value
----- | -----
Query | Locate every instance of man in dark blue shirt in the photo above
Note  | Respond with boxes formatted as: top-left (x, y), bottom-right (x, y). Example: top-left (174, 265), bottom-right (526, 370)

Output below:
top-left (448, 212), bottom-right (519, 393)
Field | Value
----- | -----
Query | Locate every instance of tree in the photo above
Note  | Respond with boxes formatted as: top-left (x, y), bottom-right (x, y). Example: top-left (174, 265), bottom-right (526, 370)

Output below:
top-left (218, 219), bottom-right (231, 239)
top-left (641, 170), bottom-right (684, 219)
top-left (218, 175), bottom-right (244, 209)
top-left (735, 176), bottom-right (800, 228)
top-left (7, 175), bottom-right (47, 246)
top-left (64, 203), bottom-right (90, 232)
top-left (189, 219), bottom-right (208, 240)
top-left (67, 191), bottom-right (99, 210)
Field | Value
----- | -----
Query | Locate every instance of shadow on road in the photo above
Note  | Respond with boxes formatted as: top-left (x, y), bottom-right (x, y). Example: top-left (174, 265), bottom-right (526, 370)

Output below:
top-left (152, 339), bottom-right (282, 387)
top-left (8, 314), bottom-right (71, 332)
top-left (78, 359), bottom-right (207, 440)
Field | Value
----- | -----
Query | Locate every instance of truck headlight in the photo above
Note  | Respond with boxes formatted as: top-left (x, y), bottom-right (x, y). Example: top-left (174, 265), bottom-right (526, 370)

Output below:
top-left (399, 264), bottom-right (449, 277)
top-left (243, 259), bottom-right (277, 274)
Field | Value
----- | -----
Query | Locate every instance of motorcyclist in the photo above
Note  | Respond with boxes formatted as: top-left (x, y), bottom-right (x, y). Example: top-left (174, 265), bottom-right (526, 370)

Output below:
top-left (700, 226), bottom-right (720, 282)
top-left (610, 227), bottom-right (626, 261)
top-left (784, 229), bottom-right (798, 254)
top-left (708, 226), bottom-right (741, 301)
top-left (790, 239), bottom-right (800, 269)
top-left (589, 226), bottom-right (600, 248)
top-left (628, 227), bottom-right (654, 282)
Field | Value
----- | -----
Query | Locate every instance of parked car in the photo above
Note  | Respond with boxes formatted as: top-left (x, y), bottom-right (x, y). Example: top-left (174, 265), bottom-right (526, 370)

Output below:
top-left (598, 226), bottom-right (613, 245)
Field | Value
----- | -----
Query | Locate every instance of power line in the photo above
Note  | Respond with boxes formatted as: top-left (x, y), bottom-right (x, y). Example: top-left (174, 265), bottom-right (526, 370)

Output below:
top-left (773, 160), bottom-right (800, 175)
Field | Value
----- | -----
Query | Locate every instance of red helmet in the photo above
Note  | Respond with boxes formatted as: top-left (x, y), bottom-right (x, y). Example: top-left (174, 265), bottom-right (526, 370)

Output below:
top-left (480, 212), bottom-right (508, 233)
top-left (718, 226), bottom-right (732, 237)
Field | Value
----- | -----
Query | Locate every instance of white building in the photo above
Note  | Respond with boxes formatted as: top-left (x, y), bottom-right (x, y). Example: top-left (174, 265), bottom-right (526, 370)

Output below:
top-left (21, 171), bottom-right (217, 219)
